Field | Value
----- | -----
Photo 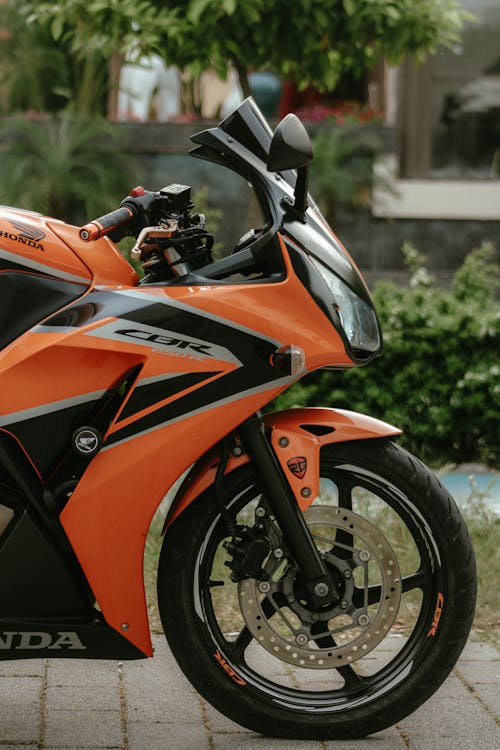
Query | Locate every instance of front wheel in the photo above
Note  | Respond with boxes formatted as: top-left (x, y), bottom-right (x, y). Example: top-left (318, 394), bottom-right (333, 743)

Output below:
top-left (157, 439), bottom-right (476, 739)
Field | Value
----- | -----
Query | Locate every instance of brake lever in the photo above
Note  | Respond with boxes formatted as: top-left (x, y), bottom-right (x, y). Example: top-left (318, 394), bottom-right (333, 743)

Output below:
top-left (130, 221), bottom-right (179, 260)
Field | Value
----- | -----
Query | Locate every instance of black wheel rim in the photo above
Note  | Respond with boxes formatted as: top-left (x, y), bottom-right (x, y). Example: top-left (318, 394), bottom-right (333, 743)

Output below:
top-left (194, 458), bottom-right (446, 713)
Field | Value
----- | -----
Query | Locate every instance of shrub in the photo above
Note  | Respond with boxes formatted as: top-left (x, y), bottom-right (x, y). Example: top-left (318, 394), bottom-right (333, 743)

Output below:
top-left (0, 116), bottom-right (135, 225)
top-left (273, 243), bottom-right (499, 467)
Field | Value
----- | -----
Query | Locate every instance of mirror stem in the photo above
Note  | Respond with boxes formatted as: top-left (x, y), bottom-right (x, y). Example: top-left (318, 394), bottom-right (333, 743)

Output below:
top-left (294, 165), bottom-right (309, 215)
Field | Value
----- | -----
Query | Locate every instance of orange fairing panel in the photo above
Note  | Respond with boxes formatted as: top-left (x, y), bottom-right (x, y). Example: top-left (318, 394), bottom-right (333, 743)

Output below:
top-left (48, 221), bottom-right (139, 287)
top-left (166, 407), bottom-right (402, 527)
top-left (0, 210), bottom-right (92, 284)
top-left (265, 408), bottom-right (401, 509)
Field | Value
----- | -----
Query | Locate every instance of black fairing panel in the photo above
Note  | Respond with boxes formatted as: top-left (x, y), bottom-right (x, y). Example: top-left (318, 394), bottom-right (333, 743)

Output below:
top-left (0, 440), bottom-right (145, 659)
top-left (0, 510), bottom-right (89, 617)
top-left (0, 619), bottom-right (145, 660)
top-left (0, 272), bottom-right (87, 350)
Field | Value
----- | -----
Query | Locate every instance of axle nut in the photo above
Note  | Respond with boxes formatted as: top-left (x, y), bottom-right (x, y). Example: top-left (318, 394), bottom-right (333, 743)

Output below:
top-left (314, 582), bottom-right (329, 597)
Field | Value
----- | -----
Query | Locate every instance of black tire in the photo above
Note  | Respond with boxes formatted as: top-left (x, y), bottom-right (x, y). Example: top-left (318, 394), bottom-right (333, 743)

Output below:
top-left (157, 439), bottom-right (476, 740)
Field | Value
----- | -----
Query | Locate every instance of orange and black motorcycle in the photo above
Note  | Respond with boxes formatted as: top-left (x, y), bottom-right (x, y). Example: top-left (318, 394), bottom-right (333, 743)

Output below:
top-left (0, 99), bottom-right (476, 739)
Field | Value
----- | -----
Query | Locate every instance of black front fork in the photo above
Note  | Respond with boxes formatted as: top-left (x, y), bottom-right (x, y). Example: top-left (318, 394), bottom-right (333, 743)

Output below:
top-left (238, 413), bottom-right (338, 610)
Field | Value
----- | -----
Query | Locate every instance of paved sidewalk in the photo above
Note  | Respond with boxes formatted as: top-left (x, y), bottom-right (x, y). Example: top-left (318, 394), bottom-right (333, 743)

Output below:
top-left (0, 634), bottom-right (498, 750)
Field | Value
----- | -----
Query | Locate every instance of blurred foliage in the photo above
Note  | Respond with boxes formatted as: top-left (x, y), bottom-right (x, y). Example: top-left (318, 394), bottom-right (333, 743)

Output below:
top-left (0, 2), bottom-right (71, 115)
top-left (1, 0), bottom-right (471, 116)
top-left (273, 243), bottom-right (500, 467)
top-left (0, 116), bottom-right (135, 224)
top-left (0, 0), bottom-right (175, 117)
top-left (310, 126), bottom-right (394, 221)
top-left (159, 0), bottom-right (472, 95)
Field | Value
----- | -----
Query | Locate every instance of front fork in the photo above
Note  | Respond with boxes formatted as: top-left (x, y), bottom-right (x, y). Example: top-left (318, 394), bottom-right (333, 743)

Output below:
top-left (238, 413), bottom-right (337, 610)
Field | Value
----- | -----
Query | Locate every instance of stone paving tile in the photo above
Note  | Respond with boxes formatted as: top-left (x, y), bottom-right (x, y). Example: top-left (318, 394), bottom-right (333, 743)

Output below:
top-left (43, 708), bottom-right (123, 748)
top-left (0, 658), bottom-right (45, 677)
top-left (411, 740), bottom-right (489, 750)
top-left (469, 683), bottom-right (500, 717)
top-left (124, 637), bottom-right (203, 725)
top-left (398, 695), bottom-right (500, 741)
top-left (459, 639), bottom-right (500, 662)
top-left (45, 684), bottom-right (121, 712)
top-left (46, 659), bottom-right (119, 688)
top-left (456, 661), bottom-right (500, 684)
top-left (0, 704), bottom-right (40, 745)
top-left (323, 727), bottom-right (406, 749)
top-left (433, 672), bottom-right (471, 699)
top-left (0, 675), bottom-right (42, 745)
top-left (204, 700), bottom-right (254, 734)
top-left (213, 736), bottom-right (323, 750)
top-left (127, 720), bottom-right (208, 749)
top-left (0, 674), bottom-right (42, 704)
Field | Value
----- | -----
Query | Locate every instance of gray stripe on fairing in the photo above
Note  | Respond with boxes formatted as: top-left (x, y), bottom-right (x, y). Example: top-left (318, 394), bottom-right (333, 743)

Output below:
top-left (132, 372), bottom-right (192, 388)
top-left (0, 247), bottom-right (90, 284)
top-left (32, 324), bottom-right (81, 334)
top-left (103, 374), bottom-right (296, 451)
top-left (114, 289), bottom-right (283, 349)
top-left (0, 389), bottom-right (108, 426)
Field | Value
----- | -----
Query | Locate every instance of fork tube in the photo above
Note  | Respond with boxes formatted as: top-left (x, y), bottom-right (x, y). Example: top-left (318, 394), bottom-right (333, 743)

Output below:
top-left (238, 413), bottom-right (337, 608)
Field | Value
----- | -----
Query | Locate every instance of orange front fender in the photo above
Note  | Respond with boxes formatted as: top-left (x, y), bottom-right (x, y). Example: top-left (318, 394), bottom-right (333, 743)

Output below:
top-left (165, 408), bottom-right (401, 528)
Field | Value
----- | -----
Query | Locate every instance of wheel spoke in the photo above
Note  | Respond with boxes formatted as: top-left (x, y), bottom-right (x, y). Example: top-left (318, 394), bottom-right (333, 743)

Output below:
top-left (310, 620), bottom-right (337, 649)
top-left (310, 622), bottom-right (365, 689)
top-left (228, 595), bottom-right (275, 662)
top-left (229, 625), bottom-right (253, 662)
top-left (337, 662), bottom-right (365, 689)
top-left (402, 569), bottom-right (427, 593)
top-left (352, 569), bottom-right (427, 608)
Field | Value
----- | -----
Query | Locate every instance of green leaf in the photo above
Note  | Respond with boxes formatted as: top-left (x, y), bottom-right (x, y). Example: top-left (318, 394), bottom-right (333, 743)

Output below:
top-left (50, 14), bottom-right (64, 40)
top-left (343, 0), bottom-right (355, 16)
top-left (222, 0), bottom-right (237, 13)
top-left (188, 0), bottom-right (213, 24)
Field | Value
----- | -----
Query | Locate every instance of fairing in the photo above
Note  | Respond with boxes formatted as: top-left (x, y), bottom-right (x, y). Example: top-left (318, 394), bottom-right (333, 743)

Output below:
top-left (0, 99), bottom-right (389, 659)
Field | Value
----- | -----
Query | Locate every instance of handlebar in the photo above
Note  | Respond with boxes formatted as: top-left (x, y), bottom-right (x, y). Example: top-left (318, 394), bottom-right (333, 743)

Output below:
top-left (79, 186), bottom-right (159, 242)
top-left (79, 205), bottom-right (136, 241)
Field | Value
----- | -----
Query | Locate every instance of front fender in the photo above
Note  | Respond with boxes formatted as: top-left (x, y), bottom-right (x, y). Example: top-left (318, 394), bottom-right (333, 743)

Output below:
top-left (164, 407), bottom-right (401, 529)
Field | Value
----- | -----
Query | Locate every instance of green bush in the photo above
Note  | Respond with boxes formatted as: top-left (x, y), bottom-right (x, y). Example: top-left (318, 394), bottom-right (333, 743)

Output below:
top-left (273, 243), bottom-right (499, 467)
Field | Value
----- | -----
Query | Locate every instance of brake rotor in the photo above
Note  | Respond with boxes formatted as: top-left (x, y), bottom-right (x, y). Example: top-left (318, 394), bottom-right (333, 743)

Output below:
top-left (238, 505), bottom-right (402, 668)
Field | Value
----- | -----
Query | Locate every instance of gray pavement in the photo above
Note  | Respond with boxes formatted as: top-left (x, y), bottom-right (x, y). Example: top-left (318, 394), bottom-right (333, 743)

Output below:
top-left (0, 634), bottom-right (498, 750)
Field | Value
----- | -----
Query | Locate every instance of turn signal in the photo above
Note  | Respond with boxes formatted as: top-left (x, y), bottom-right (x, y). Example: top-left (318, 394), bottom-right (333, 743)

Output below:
top-left (271, 345), bottom-right (306, 375)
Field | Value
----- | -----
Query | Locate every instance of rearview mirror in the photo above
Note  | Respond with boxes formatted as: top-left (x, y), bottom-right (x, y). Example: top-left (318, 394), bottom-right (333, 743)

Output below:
top-left (267, 114), bottom-right (313, 172)
top-left (267, 114), bottom-right (313, 217)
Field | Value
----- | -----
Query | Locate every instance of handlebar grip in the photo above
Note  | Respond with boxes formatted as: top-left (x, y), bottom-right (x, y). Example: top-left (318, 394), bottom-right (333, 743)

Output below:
top-left (79, 205), bottom-right (136, 241)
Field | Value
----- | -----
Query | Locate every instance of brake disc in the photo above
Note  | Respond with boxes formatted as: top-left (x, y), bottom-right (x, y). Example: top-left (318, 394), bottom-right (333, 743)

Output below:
top-left (238, 505), bottom-right (402, 669)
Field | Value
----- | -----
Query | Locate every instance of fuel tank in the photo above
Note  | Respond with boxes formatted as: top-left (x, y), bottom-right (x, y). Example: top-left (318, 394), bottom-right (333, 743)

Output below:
top-left (0, 207), bottom-right (138, 351)
top-left (0, 207), bottom-right (91, 350)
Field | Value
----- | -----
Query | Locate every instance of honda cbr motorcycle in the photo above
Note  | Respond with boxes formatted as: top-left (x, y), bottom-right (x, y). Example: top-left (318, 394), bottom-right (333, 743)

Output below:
top-left (0, 99), bottom-right (476, 739)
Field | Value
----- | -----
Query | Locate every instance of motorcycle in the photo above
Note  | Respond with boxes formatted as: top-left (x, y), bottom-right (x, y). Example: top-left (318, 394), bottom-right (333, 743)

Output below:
top-left (0, 98), bottom-right (476, 739)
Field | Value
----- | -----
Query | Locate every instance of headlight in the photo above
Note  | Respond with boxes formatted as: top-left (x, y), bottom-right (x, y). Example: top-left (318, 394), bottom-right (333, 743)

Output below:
top-left (309, 257), bottom-right (380, 353)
